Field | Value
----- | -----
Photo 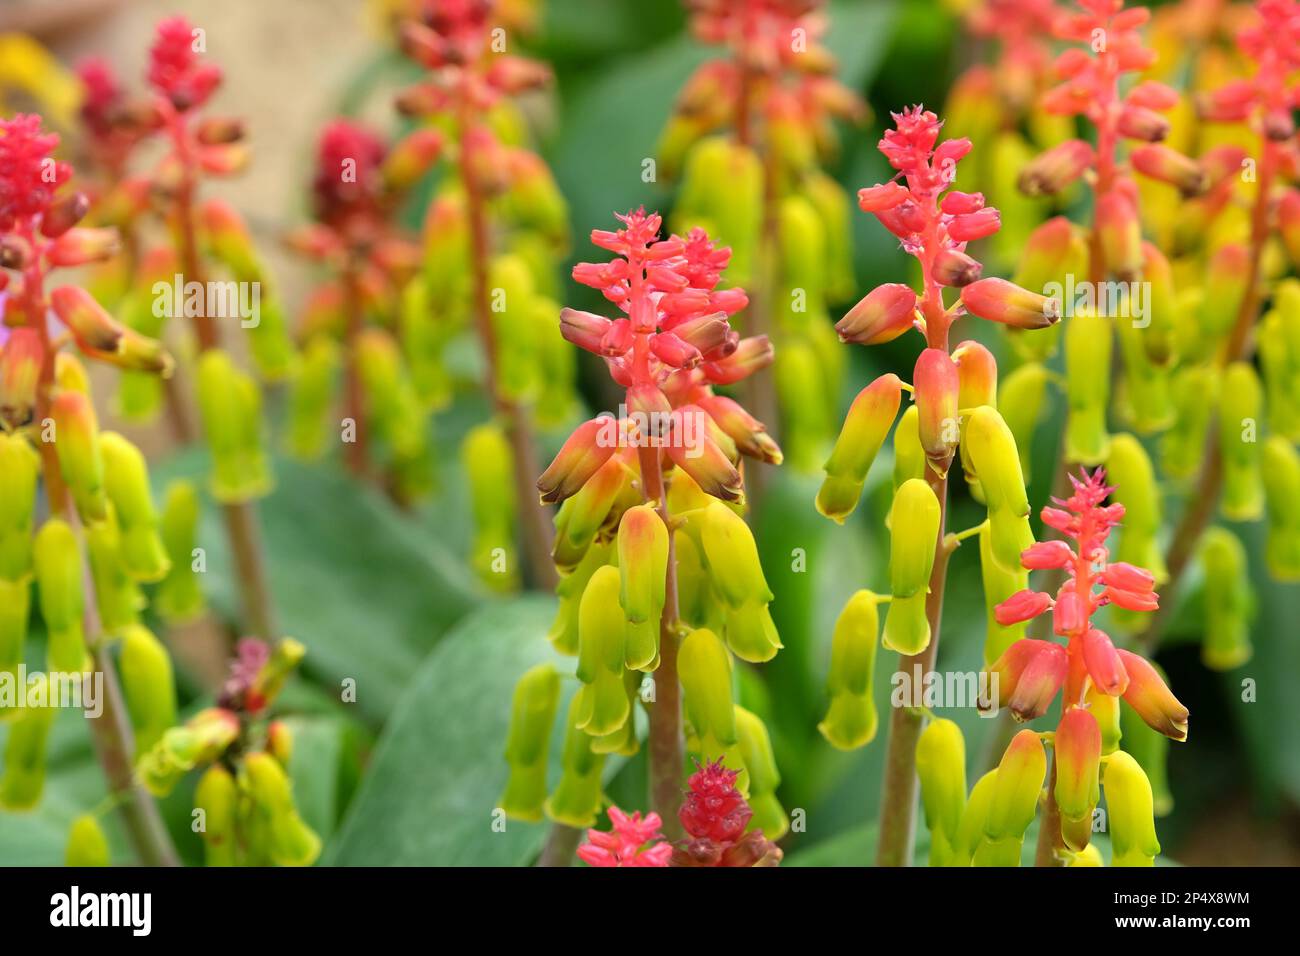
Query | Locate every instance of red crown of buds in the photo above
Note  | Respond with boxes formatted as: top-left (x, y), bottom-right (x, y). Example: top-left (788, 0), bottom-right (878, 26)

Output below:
top-left (0, 115), bottom-right (72, 232)
top-left (148, 16), bottom-right (223, 111)
top-left (311, 120), bottom-right (388, 229)
top-left (671, 760), bottom-right (783, 866)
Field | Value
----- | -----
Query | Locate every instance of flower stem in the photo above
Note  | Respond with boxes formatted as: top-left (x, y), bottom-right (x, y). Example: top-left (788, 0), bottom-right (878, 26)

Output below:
top-left (537, 822), bottom-right (583, 867)
top-left (1033, 753), bottom-right (1064, 867)
top-left (459, 119), bottom-right (557, 591)
top-left (639, 445), bottom-right (684, 841)
top-left (877, 467), bottom-right (950, 867)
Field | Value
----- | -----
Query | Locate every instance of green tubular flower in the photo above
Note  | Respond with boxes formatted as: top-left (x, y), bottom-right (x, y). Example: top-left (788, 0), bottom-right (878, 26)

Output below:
top-left (1104, 750), bottom-right (1161, 867)
top-left (1139, 242), bottom-right (1179, 367)
top-left (778, 195), bottom-right (828, 312)
top-left (964, 405), bottom-right (1035, 573)
top-left (1162, 365), bottom-right (1219, 481)
top-left (544, 698), bottom-right (607, 829)
top-left (590, 669), bottom-right (642, 757)
top-left (892, 404), bottom-right (927, 494)
top-left (0, 431), bottom-right (39, 582)
top-left (697, 503), bottom-right (781, 663)
top-left (240, 751), bottom-right (322, 867)
top-left (1121, 693), bottom-right (1173, 818)
top-left (954, 341), bottom-right (997, 504)
top-left (735, 705), bottom-right (787, 839)
top-left (462, 422), bottom-right (519, 592)
top-left (883, 478), bottom-right (941, 655)
top-left (246, 289), bottom-right (296, 384)
top-left (917, 718), bottom-right (967, 866)
top-left (194, 764), bottom-right (238, 866)
top-left (1218, 362), bottom-right (1264, 521)
top-left (1105, 434), bottom-right (1167, 586)
top-left (0, 674), bottom-right (54, 809)
top-left (85, 507), bottom-right (143, 634)
top-left (617, 504), bottom-right (668, 671)
top-left (1007, 217), bottom-right (1085, 363)
top-left (547, 541), bottom-right (611, 656)
top-left (34, 518), bottom-right (87, 674)
top-left (1263, 436), bottom-right (1300, 579)
top-left (574, 565), bottom-right (631, 735)
top-left (500, 663), bottom-right (562, 821)
top-left (0, 579), bottom-right (29, 701)
top-left (1197, 243), bottom-right (1249, 343)
top-left (155, 480), bottom-right (206, 624)
top-left (1086, 682), bottom-right (1123, 755)
top-left (65, 814), bottom-right (109, 867)
top-left (1064, 308), bottom-right (1112, 466)
top-left (118, 625), bottom-right (177, 759)
top-left (979, 523), bottom-right (1028, 664)
top-left (196, 349), bottom-right (273, 504)
top-left (489, 254), bottom-right (542, 404)
top-left (673, 136), bottom-right (762, 285)
top-left (1198, 527), bottom-right (1252, 670)
top-left (50, 389), bottom-right (107, 524)
top-left (285, 336), bottom-right (341, 461)
top-left (1260, 312), bottom-right (1300, 441)
top-left (99, 431), bottom-right (170, 582)
top-left (679, 627), bottom-right (742, 781)
top-left (400, 276), bottom-right (453, 411)
top-left (137, 708), bottom-right (241, 798)
top-left (802, 170), bottom-right (855, 303)
top-left (818, 589), bottom-right (883, 751)
top-left (977, 729), bottom-right (1045, 867)
top-left (551, 454), bottom-right (632, 572)
top-left (775, 339), bottom-right (834, 472)
top-left (1115, 305), bottom-right (1174, 434)
top-left (950, 769), bottom-right (997, 867)
top-left (817, 373), bottom-right (903, 524)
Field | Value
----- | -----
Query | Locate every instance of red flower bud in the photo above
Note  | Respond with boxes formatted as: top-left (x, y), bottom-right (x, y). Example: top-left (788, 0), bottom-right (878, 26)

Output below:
top-left (1100, 562), bottom-right (1155, 592)
top-left (947, 208), bottom-right (1001, 242)
top-left (994, 588), bottom-right (1053, 626)
top-left (46, 228), bottom-right (120, 267)
top-left (1103, 586), bottom-right (1159, 612)
top-left (857, 182), bottom-right (909, 212)
top-left (537, 417), bottom-right (618, 504)
top-left (558, 308), bottom-right (611, 354)
top-left (914, 348), bottom-right (959, 467)
top-left (1130, 145), bottom-right (1209, 197)
top-left (1052, 588), bottom-right (1087, 637)
top-left (939, 191), bottom-right (985, 215)
top-left (1096, 190), bottom-right (1143, 279)
top-left (0, 327), bottom-right (42, 429)
top-left (835, 283), bottom-right (917, 345)
top-left (1118, 104), bottom-right (1171, 142)
top-left (1126, 81), bottom-right (1179, 111)
top-left (961, 277), bottom-right (1061, 329)
top-left (702, 335), bottom-right (772, 385)
top-left (932, 248), bottom-right (982, 287)
top-left (50, 285), bottom-right (123, 351)
top-left (1081, 628), bottom-right (1128, 696)
top-left (989, 638), bottom-right (1068, 721)
top-left (1017, 140), bottom-right (1094, 196)
top-left (649, 331), bottom-right (701, 369)
top-left (39, 192), bottom-right (90, 239)
top-left (1020, 540), bottom-right (1074, 570)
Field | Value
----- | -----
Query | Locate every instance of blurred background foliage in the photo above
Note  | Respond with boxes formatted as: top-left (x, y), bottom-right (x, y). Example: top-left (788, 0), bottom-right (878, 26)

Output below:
top-left (1, 0), bottom-right (1296, 866)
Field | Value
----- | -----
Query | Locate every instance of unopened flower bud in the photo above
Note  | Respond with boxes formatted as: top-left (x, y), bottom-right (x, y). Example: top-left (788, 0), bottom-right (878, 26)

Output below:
top-left (49, 390), bottom-right (107, 524)
top-left (0, 328), bottom-right (42, 430)
top-left (65, 814), bottom-right (110, 867)
top-left (1096, 190), bottom-right (1143, 280)
top-left (965, 405), bottom-right (1035, 571)
top-left (0, 432), bottom-right (39, 584)
top-left (735, 706), bottom-right (787, 838)
top-left (119, 625), bottom-right (177, 758)
top-left (573, 565), bottom-right (631, 735)
top-left (194, 764), bottom-right (238, 866)
top-left (1055, 707), bottom-right (1102, 852)
top-left (883, 478), bottom-right (941, 654)
top-left (1018, 139), bottom-right (1094, 196)
top-left (382, 128), bottom-right (443, 192)
top-left (835, 283), bottom-right (916, 345)
top-left (196, 350), bottom-right (273, 503)
top-left (617, 505), bottom-right (668, 671)
top-left (50, 285), bottom-right (123, 353)
top-left (917, 718), bottom-right (967, 866)
top-left (914, 349), bottom-right (959, 471)
top-left (983, 729), bottom-right (1046, 858)
top-left (99, 432), bottom-right (170, 581)
top-left (1198, 527), bottom-right (1252, 671)
top-left (1131, 145), bottom-right (1208, 196)
top-left (544, 700), bottom-right (607, 828)
top-left (1120, 691), bottom-right (1174, 817)
top-left (819, 590), bottom-right (883, 751)
top-left (989, 638), bottom-right (1067, 721)
top-left (155, 480), bottom-right (206, 623)
top-left (961, 277), bottom-right (1060, 330)
top-left (933, 248), bottom-right (982, 288)
top-left (1064, 310), bottom-right (1113, 465)
top-left (817, 373), bottom-right (902, 523)
top-left (665, 407), bottom-right (744, 503)
top-left (0, 676), bottom-right (54, 809)
top-left (1103, 750), bottom-right (1160, 866)
top-left (1219, 362), bottom-right (1263, 521)
top-left (679, 628), bottom-right (739, 761)
top-left (500, 663), bottom-right (562, 821)
top-left (34, 519), bottom-right (87, 674)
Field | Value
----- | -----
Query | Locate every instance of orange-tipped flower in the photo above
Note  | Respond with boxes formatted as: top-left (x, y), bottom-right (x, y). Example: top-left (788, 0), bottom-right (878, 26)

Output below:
top-left (1117, 648), bottom-right (1189, 741)
top-left (989, 638), bottom-right (1067, 721)
top-left (818, 373), bottom-right (902, 523)
top-left (1081, 628), bottom-right (1128, 696)
top-left (45, 228), bottom-right (120, 268)
top-left (665, 407), bottom-right (743, 503)
top-left (1129, 145), bottom-right (1208, 197)
top-left (537, 417), bottom-right (617, 504)
top-left (697, 394), bottom-right (782, 465)
top-left (1055, 707), bottom-right (1102, 852)
top-left (50, 285), bottom-right (123, 353)
top-left (382, 128), bottom-right (443, 192)
top-left (1095, 190), bottom-right (1143, 280)
top-left (1017, 139), bottom-right (1094, 196)
top-left (835, 283), bottom-right (917, 345)
top-left (960, 277), bottom-right (1060, 330)
top-left (0, 328), bottom-right (43, 429)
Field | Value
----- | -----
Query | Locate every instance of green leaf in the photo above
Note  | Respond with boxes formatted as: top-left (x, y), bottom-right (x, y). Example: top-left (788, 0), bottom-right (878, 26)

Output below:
top-left (151, 454), bottom-right (483, 724)
top-left (326, 596), bottom-right (615, 866)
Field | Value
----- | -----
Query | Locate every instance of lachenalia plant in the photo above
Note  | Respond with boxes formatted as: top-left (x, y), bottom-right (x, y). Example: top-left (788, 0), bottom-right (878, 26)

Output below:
top-left (916, 468), bottom-right (1189, 867)
top-left (813, 105), bottom-right (1064, 865)
top-left (660, 0), bottom-right (866, 472)
top-left (499, 210), bottom-right (787, 864)
top-left (0, 113), bottom-right (179, 864)
top-left (284, 119), bottom-right (440, 505)
top-left (393, 0), bottom-right (574, 590)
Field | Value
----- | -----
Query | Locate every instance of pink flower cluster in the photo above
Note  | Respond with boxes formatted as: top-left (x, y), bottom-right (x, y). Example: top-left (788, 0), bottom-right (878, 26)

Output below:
top-left (148, 15), bottom-right (223, 111)
top-left (576, 807), bottom-right (673, 868)
top-left (0, 115), bottom-right (71, 232)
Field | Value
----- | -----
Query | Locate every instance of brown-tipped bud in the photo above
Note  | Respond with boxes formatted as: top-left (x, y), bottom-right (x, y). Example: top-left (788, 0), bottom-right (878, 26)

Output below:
top-left (0, 237), bottom-right (29, 270)
top-left (697, 394), bottom-right (782, 465)
top-left (50, 285), bottom-right (123, 352)
top-left (1018, 139), bottom-right (1094, 196)
top-left (988, 638), bottom-right (1067, 721)
top-left (1130, 145), bottom-right (1209, 197)
top-left (1117, 105), bottom-right (1170, 142)
top-left (485, 55), bottom-right (552, 94)
top-left (672, 313), bottom-right (732, 357)
top-left (961, 277), bottom-right (1060, 329)
top-left (39, 192), bottom-right (91, 239)
top-left (665, 407), bottom-right (743, 503)
top-left (537, 417), bottom-right (618, 504)
top-left (1117, 649), bottom-right (1189, 741)
top-left (559, 308), bottom-right (612, 354)
top-left (0, 328), bottom-right (43, 430)
top-left (46, 228), bottom-right (121, 268)
top-left (195, 117), bottom-right (246, 145)
top-left (932, 249), bottom-right (983, 288)
top-left (1196, 81), bottom-right (1254, 123)
top-left (836, 283), bottom-right (917, 345)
